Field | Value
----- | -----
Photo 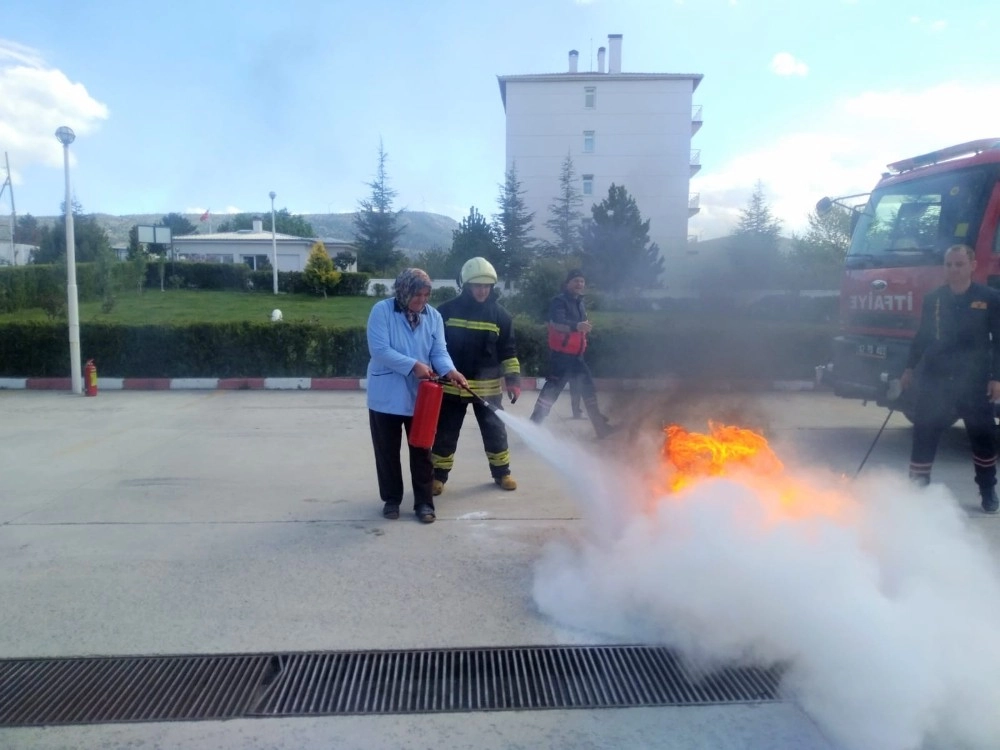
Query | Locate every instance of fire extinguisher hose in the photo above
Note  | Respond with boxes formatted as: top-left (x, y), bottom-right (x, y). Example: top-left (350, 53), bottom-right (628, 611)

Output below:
top-left (438, 377), bottom-right (499, 413)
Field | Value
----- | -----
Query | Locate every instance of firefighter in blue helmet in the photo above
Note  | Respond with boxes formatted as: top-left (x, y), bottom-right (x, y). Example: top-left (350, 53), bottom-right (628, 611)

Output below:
top-left (431, 257), bottom-right (521, 495)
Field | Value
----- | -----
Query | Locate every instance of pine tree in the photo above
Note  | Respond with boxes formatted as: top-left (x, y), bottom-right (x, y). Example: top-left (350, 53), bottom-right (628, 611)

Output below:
top-left (544, 152), bottom-right (583, 257)
top-left (730, 180), bottom-right (783, 285)
top-left (492, 163), bottom-right (536, 284)
top-left (353, 140), bottom-right (406, 275)
top-left (581, 183), bottom-right (663, 292)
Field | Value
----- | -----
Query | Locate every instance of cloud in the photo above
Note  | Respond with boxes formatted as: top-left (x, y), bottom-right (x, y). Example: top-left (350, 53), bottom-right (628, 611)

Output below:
top-left (770, 52), bottom-right (809, 77)
top-left (689, 81), bottom-right (1000, 239)
top-left (0, 39), bottom-right (44, 68)
top-left (0, 39), bottom-right (108, 183)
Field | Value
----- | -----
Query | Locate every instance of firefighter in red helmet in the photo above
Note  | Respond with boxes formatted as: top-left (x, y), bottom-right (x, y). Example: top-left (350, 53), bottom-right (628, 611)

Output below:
top-left (431, 257), bottom-right (521, 495)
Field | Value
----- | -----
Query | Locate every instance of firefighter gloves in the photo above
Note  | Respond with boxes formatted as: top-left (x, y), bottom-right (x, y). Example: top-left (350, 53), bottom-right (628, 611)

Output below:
top-left (507, 386), bottom-right (521, 404)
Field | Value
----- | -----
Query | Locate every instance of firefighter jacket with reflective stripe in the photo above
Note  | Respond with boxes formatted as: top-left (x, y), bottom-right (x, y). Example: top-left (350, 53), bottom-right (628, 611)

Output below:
top-left (907, 282), bottom-right (1000, 389)
top-left (547, 291), bottom-right (588, 356)
top-left (436, 290), bottom-right (520, 398)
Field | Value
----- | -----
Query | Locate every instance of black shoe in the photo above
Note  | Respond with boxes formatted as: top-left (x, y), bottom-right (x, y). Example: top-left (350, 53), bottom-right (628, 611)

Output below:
top-left (415, 505), bottom-right (436, 524)
top-left (980, 487), bottom-right (999, 514)
top-left (382, 503), bottom-right (400, 520)
top-left (596, 424), bottom-right (621, 440)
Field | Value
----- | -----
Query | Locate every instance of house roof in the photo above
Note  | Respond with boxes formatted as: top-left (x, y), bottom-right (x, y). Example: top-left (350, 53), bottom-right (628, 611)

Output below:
top-left (496, 72), bottom-right (703, 109)
top-left (174, 231), bottom-right (312, 242)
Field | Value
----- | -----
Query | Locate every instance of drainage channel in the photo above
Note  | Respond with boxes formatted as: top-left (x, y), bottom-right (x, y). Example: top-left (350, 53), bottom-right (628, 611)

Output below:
top-left (0, 645), bottom-right (782, 727)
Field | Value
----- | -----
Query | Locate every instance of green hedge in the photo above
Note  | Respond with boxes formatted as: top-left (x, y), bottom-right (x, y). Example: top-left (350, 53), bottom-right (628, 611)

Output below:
top-left (246, 270), bottom-right (370, 296)
top-left (0, 318), bottom-right (833, 380)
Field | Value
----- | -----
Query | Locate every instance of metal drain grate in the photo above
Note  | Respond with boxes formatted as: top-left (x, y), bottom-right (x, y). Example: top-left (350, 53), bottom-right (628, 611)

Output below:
top-left (0, 654), bottom-right (276, 726)
top-left (0, 646), bottom-right (781, 727)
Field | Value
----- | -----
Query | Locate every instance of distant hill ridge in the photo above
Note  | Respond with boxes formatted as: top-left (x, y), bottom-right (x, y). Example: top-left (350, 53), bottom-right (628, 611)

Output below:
top-left (31, 211), bottom-right (459, 254)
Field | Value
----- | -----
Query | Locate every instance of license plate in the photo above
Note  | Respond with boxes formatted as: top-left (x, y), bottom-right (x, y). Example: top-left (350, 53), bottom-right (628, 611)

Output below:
top-left (857, 343), bottom-right (887, 359)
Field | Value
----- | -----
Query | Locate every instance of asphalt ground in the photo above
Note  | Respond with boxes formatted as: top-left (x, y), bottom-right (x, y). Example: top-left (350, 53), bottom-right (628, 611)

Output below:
top-left (1, 388), bottom-right (996, 749)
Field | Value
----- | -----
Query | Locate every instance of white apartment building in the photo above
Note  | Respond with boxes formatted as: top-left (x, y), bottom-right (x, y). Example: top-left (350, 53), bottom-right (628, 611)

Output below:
top-left (497, 34), bottom-right (702, 286)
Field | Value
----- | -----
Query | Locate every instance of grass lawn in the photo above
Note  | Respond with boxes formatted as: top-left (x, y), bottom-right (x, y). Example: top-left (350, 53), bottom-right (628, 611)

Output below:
top-left (0, 290), bottom-right (381, 327)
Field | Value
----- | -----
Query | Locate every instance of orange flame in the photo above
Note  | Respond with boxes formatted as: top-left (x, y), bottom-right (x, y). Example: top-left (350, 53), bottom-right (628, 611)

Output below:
top-left (658, 423), bottom-right (847, 521)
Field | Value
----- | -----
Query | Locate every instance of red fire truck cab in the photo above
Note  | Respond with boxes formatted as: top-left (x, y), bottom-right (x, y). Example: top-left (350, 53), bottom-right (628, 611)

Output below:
top-left (822, 138), bottom-right (1000, 417)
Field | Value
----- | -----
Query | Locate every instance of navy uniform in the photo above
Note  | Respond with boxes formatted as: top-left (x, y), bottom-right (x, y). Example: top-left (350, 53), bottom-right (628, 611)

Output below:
top-left (529, 269), bottom-right (614, 438)
top-left (431, 258), bottom-right (521, 494)
top-left (906, 281), bottom-right (1000, 508)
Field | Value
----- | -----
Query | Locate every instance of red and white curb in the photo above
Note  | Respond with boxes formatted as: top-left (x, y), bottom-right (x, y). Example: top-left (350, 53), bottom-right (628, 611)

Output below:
top-left (0, 377), bottom-right (816, 393)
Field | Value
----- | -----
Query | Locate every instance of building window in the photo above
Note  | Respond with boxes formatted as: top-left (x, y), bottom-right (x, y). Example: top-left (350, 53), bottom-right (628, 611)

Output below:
top-left (584, 86), bottom-right (596, 108)
top-left (583, 130), bottom-right (595, 153)
top-left (582, 174), bottom-right (594, 196)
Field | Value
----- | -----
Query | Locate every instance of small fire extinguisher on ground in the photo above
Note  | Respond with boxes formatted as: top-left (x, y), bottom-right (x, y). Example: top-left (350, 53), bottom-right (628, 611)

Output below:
top-left (84, 359), bottom-right (98, 397)
top-left (408, 378), bottom-right (443, 449)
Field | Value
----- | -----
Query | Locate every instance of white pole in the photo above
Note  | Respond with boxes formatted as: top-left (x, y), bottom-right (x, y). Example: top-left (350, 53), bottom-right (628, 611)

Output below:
top-left (269, 191), bottom-right (277, 294)
top-left (56, 127), bottom-right (82, 395)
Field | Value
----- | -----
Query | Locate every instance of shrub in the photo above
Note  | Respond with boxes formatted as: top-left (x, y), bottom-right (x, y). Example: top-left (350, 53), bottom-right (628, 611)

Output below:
top-left (430, 285), bottom-right (458, 305)
top-left (303, 242), bottom-right (342, 297)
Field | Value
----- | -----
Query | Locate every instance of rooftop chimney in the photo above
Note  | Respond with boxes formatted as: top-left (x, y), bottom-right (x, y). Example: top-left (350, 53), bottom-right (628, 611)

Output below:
top-left (597, 46), bottom-right (606, 74)
top-left (253, 219), bottom-right (263, 233)
top-left (568, 49), bottom-right (579, 73)
top-left (608, 34), bottom-right (622, 74)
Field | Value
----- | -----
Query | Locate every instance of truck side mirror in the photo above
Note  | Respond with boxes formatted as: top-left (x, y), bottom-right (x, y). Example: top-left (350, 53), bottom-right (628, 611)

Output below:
top-left (816, 197), bottom-right (834, 215)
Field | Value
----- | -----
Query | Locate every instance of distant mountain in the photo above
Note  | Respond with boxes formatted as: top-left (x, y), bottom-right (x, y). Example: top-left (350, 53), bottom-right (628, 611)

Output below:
top-left (31, 211), bottom-right (459, 254)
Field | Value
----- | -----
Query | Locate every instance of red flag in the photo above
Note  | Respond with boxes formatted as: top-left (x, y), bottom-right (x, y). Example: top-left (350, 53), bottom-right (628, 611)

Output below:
top-left (200, 209), bottom-right (210, 222)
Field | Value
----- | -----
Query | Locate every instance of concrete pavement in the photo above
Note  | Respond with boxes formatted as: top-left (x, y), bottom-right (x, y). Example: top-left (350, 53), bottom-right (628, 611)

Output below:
top-left (1, 389), bottom-right (995, 749)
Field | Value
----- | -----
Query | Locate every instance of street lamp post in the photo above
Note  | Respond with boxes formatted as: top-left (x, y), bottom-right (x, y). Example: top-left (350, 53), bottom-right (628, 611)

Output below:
top-left (56, 126), bottom-right (82, 395)
top-left (269, 191), bottom-right (277, 294)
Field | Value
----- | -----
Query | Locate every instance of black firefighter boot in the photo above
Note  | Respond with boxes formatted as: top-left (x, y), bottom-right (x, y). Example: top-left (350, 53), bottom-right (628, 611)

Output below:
top-left (979, 484), bottom-right (999, 514)
top-left (585, 398), bottom-right (617, 440)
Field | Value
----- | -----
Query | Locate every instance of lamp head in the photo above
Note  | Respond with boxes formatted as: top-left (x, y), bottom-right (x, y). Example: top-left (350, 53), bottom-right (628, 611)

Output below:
top-left (269, 191), bottom-right (276, 201)
top-left (55, 126), bottom-right (76, 146)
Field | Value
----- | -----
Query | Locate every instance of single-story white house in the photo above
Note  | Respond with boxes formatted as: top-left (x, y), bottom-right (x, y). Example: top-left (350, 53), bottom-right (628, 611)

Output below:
top-left (0, 242), bottom-right (37, 266)
top-left (172, 220), bottom-right (355, 272)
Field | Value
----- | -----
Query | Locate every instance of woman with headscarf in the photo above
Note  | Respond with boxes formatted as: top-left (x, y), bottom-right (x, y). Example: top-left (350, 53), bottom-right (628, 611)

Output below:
top-left (366, 268), bottom-right (468, 523)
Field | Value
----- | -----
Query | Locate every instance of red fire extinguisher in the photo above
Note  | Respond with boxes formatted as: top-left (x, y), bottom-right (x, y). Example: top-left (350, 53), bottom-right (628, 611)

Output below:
top-left (84, 359), bottom-right (98, 397)
top-left (409, 378), bottom-right (443, 449)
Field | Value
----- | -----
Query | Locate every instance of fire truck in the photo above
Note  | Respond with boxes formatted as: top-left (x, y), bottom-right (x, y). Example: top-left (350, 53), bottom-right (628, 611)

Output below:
top-left (820, 138), bottom-right (1000, 419)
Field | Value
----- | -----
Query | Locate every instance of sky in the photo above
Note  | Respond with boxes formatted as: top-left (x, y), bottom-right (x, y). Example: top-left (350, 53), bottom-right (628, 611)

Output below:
top-left (2, 0), bottom-right (1000, 240)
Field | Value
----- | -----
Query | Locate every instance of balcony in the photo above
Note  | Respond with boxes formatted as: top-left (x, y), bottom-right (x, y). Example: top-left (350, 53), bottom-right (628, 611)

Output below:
top-left (690, 149), bottom-right (701, 176)
top-left (691, 104), bottom-right (703, 135)
top-left (688, 193), bottom-right (700, 217)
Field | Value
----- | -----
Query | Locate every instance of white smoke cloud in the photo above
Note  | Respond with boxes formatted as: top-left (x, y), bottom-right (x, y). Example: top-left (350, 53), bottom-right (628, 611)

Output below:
top-left (690, 80), bottom-right (1000, 240)
top-left (528, 435), bottom-right (1000, 750)
top-left (0, 39), bottom-right (108, 182)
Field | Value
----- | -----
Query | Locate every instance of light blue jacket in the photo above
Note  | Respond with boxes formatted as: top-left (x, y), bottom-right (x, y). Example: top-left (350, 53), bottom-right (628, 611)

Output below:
top-left (366, 298), bottom-right (456, 416)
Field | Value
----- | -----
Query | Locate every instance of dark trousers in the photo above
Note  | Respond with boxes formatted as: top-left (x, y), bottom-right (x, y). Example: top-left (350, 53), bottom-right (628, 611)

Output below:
top-left (570, 374), bottom-right (583, 416)
top-left (368, 409), bottom-right (434, 509)
top-left (909, 379), bottom-right (997, 489)
top-left (432, 394), bottom-right (510, 482)
top-left (530, 352), bottom-right (606, 436)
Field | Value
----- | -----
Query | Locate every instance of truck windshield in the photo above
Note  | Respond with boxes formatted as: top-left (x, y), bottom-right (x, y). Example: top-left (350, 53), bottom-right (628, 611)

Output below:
top-left (846, 166), bottom-right (994, 268)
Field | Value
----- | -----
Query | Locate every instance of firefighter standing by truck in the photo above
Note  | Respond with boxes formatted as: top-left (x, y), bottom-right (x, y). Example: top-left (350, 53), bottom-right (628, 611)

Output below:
top-left (901, 244), bottom-right (1000, 513)
top-left (431, 258), bottom-right (521, 495)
